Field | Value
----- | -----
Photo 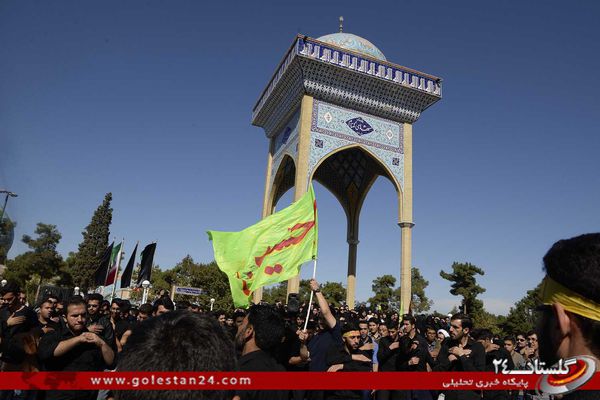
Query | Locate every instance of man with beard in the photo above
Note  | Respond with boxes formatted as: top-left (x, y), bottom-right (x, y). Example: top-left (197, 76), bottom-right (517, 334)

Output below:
top-left (434, 313), bottom-right (485, 400)
top-left (326, 322), bottom-right (372, 399)
top-left (305, 279), bottom-right (342, 400)
top-left (38, 297), bottom-right (115, 400)
top-left (396, 315), bottom-right (433, 400)
top-left (536, 233), bottom-right (600, 399)
top-left (85, 293), bottom-right (116, 352)
top-left (236, 304), bottom-right (288, 400)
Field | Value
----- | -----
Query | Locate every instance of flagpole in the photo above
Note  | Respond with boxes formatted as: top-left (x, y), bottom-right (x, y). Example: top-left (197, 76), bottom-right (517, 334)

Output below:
top-left (303, 258), bottom-right (317, 332)
top-left (110, 238), bottom-right (125, 301)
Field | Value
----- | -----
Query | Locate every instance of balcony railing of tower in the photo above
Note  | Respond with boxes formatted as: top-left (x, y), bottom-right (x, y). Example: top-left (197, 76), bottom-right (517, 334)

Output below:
top-left (252, 35), bottom-right (443, 122)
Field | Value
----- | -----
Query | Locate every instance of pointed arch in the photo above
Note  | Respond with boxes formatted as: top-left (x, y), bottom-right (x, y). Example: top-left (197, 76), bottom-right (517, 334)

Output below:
top-left (270, 154), bottom-right (296, 212)
top-left (308, 143), bottom-right (403, 223)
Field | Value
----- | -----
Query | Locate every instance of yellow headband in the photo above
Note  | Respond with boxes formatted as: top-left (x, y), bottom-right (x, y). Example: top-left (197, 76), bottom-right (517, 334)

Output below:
top-left (343, 330), bottom-right (360, 338)
top-left (540, 276), bottom-right (600, 322)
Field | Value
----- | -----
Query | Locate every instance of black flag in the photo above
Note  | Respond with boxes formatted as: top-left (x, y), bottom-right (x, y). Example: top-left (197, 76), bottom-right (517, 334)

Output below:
top-left (137, 243), bottom-right (156, 285)
top-left (95, 242), bottom-right (114, 287)
top-left (120, 243), bottom-right (138, 288)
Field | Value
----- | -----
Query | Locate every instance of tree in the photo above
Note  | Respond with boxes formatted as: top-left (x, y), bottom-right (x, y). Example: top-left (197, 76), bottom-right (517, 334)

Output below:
top-left (368, 274), bottom-right (396, 309)
top-left (410, 267), bottom-right (432, 313)
top-left (69, 193), bottom-right (113, 290)
top-left (298, 279), bottom-right (312, 304)
top-left (144, 256), bottom-right (234, 311)
top-left (0, 217), bottom-right (16, 264)
top-left (321, 281), bottom-right (346, 307)
top-left (4, 223), bottom-right (69, 301)
top-left (501, 284), bottom-right (542, 335)
top-left (262, 282), bottom-right (288, 304)
top-left (474, 310), bottom-right (504, 336)
top-left (440, 262), bottom-right (486, 316)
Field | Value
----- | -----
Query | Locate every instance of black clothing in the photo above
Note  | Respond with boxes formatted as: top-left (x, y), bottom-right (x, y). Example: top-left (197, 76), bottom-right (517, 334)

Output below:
top-left (239, 348), bottom-right (286, 372)
top-left (285, 332), bottom-right (309, 372)
top-left (434, 338), bottom-right (486, 400)
top-left (325, 344), bottom-right (371, 400)
top-left (238, 349), bottom-right (288, 400)
top-left (307, 321), bottom-right (342, 371)
top-left (562, 390), bottom-right (600, 399)
top-left (482, 347), bottom-right (514, 400)
top-left (0, 306), bottom-right (39, 365)
top-left (38, 321), bottom-right (110, 400)
top-left (86, 314), bottom-right (116, 352)
top-left (377, 336), bottom-right (400, 372)
top-left (113, 319), bottom-right (131, 341)
top-left (395, 334), bottom-right (430, 372)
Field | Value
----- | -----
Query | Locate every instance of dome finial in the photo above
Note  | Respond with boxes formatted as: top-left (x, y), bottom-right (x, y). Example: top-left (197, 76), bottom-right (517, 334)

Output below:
top-left (339, 16), bottom-right (344, 33)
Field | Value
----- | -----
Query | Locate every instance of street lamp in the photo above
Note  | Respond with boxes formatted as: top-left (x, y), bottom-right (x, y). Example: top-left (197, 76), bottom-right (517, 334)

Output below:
top-left (1, 279), bottom-right (7, 287)
top-left (141, 280), bottom-right (151, 304)
top-left (210, 298), bottom-right (215, 311)
top-left (74, 287), bottom-right (80, 296)
top-left (0, 190), bottom-right (18, 222)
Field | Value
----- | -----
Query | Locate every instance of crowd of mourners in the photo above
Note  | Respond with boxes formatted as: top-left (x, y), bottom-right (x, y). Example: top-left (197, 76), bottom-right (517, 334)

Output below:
top-left (1, 277), bottom-right (549, 400)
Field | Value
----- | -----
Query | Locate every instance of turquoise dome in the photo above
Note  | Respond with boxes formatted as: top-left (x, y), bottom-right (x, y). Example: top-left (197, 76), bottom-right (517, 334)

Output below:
top-left (316, 32), bottom-right (386, 61)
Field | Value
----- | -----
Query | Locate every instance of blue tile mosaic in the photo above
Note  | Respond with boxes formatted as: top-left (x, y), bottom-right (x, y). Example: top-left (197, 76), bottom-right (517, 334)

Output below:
top-left (307, 100), bottom-right (404, 191)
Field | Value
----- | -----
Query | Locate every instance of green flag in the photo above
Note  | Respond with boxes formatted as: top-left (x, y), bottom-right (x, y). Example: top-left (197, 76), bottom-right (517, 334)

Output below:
top-left (208, 185), bottom-right (318, 308)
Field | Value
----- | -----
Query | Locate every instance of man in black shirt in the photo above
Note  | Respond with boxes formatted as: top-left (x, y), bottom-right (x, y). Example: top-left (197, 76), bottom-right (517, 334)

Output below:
top-left (85, 293), bottom-right (116, 353)
top-left (472, 329), bottom-right (513, 400)
top-left (0, 282), bottom-right (39, 370)
top-left (395, 315), bottom-right (434, 400)
top-left (236, 303), bottom-right (288, 400)
top-left (434, 313), bottom-right (485, 400)
top-left (325, 322), bottom-right (372, 400)
top-left (38, 296), bottom-right (60, 335)
top-left (38, 297), bottom-right (115, 400)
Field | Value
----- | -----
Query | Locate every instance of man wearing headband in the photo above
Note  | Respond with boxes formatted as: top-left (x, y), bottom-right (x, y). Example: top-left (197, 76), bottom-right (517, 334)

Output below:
top-left (325, 322), bottom-right (372, 399)
top-left (537, 233), bottom-right (600, 399)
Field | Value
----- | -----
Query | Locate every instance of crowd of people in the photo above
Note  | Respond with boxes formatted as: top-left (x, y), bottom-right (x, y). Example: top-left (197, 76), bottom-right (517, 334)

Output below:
top-left (1, 233), bottom-right (599, 400)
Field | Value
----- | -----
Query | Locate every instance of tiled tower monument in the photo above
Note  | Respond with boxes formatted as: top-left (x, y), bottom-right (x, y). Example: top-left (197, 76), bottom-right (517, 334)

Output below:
top-left (252, 25), bottom-right (442, 313)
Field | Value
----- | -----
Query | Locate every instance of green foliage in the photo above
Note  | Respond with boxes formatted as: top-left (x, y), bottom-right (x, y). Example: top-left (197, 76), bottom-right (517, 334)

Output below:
top-left (321, 281), bottom-right (346, 307)
top-left (410, 267), bottom-right (432, 313)
top-left (262, 282), bottom-right (288, 304)
top-left (298, 279), bottom-right (311, 303)
top-left (440, 262), bottom-right (486, 316)
top-left (474, 310), bottom-right (504, 336)
top-left (368, 274), bottom-right (396, 308)
top-left (69, 193), bottom-right (113, 290)
top-left (145, 256), bottom-right (233, 312)
top-left (260, 279), bottom-right (346, 306)
top-left (501, 284), bottom-right (542, 335)
top-left (0, 217), bottom-right (16, 264)
top-left (4, 223), bottom-right (70, 301)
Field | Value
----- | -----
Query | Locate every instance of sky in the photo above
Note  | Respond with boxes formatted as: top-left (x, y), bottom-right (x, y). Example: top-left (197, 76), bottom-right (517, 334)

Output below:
top-left (1, 0), bottom-right (599, 315)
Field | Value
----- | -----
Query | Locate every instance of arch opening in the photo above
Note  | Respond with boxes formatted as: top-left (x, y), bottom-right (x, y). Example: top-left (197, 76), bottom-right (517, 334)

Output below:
top-left (271, 155), bottom-right (296, 211)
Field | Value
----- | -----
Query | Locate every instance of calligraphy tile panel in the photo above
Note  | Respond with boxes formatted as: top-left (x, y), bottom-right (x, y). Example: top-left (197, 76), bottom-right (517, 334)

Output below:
top-left (307, 100), bottom-right (404, 191)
